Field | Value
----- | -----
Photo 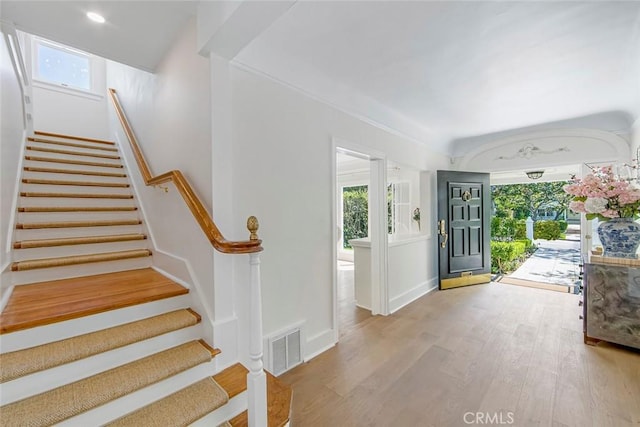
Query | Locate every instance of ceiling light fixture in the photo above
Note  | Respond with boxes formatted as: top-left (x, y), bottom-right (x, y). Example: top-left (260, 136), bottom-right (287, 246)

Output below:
top-left (86, 12), bottom-right (105, 24)
top-left (526, 170), bottom-right (544, 180)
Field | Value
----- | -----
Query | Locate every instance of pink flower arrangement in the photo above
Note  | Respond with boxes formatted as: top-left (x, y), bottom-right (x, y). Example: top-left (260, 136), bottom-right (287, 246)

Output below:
top-left (563, 166), bottom-right (640, 220)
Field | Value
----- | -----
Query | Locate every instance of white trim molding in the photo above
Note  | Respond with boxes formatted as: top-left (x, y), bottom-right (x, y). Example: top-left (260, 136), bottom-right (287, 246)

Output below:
top-left (389, 278), bottom-right (438, 314)
top-left (304, 329), bottom-right (336, 362)
top-left (458, 128), bottom-right (631, 171)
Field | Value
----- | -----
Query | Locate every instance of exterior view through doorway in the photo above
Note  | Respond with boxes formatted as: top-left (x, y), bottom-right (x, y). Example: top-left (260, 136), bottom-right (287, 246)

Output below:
top-left (490, 165), bottom-right (583, 293)
top-left (332, 141), bottom-right (388, 344)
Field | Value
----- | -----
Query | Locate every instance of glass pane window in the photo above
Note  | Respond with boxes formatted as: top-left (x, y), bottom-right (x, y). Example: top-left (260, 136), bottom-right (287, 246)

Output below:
top-left (37, 42), bottom-right (91, 90)
top-left (342, 185), bottom-right (368, 248)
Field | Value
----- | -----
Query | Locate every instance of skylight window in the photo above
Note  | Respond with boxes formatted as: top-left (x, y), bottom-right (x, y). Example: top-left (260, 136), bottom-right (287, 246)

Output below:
top-left (35, 40), bottom-right (91, 91)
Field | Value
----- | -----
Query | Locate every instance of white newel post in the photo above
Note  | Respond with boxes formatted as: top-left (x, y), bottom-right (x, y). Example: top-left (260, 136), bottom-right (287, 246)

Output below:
top-left (247, 217), bottom-right (267, 427)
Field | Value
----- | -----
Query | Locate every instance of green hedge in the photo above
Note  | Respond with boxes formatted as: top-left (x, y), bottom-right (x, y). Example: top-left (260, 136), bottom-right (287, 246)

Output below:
top-left (491, 217), bottom-right (527, 241)
top-left (491, 239), bottom-right (533, 274)
top-left (534, 220), bottom-right (562, 240)
top-left (343, 186), bottom-right (368, 248)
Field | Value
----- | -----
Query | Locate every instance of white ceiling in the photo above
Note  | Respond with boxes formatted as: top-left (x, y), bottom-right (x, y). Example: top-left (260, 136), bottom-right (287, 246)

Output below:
top-left (2, 1), bottom-right (639, 155)
top-left (236, 1), bottom-right (640, 153)
top-left (0, 1), bottom-right (197, 72)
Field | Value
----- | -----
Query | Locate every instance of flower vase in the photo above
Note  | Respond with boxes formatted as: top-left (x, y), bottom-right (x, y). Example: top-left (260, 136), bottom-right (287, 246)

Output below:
top-left (597, 218), bottom-right (640, 259)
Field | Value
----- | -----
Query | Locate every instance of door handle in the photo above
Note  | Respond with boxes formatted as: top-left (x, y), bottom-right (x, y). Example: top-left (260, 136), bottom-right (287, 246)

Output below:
top-left (438, 219), bottom-right (448, 249)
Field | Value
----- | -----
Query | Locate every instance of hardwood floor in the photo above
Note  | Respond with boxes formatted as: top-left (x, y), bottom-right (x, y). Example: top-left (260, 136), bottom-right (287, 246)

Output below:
top-left (280, 282), bottom-right (640, 426)
top-left (0, 268), bottom-right (187, 333)
top-left (337, 261), bottom-right (371, 339)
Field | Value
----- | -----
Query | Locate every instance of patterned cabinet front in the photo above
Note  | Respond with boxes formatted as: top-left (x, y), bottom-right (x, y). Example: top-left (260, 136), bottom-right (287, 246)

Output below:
top-left (584, 262), bottom-right (640, 350)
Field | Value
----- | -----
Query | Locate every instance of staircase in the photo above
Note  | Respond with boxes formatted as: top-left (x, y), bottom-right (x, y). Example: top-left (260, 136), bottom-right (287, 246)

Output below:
top-left (12, 132), bottom-right (151, 284)
top-left (0, 132), bottom-right (291, 426)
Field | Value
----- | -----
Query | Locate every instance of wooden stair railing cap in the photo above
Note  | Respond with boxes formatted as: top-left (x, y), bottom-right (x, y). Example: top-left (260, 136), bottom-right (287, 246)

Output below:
top-left (108, 88), bottom-right (262, 254)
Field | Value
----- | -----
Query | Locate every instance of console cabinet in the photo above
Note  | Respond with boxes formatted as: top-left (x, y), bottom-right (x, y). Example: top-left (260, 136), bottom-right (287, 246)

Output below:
top-left (583, 261), bottom-right (640, 350)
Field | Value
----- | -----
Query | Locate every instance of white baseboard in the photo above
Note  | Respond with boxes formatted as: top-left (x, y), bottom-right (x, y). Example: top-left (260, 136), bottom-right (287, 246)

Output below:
top-left (150, 251), bottom-right (193, 289)
top-left (304, 328), bottom-right (336, 362)
top-left (212, 316), bottom-right (238, 371)
top-left (389, 277), bottom-right (438, 314)
top-left (151, 252), bottom-right (215, 345)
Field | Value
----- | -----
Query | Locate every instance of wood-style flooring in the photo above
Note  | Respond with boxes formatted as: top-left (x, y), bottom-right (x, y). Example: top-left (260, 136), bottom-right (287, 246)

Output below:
top-left (337, 261), bottom-right (371, 339)
top-left (0, 268), bottom-right (187, 333)
top-left (281, 282), bottom-right (640, 427)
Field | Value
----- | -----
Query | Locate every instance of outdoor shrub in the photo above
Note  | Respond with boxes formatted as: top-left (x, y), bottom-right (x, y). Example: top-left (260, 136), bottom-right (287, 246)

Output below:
top-left (514, 220), bottom-right (527, 240)
top-left (534, 220), bottom-right (562, 240)
top-left (491, 217), bottom-right (527, 241)
top-left (343, 186), bottom-right (368, 248)
top-left (558, 220), bottom-right (568, 232)
top-left (491, 240), bottom-right (528, 274)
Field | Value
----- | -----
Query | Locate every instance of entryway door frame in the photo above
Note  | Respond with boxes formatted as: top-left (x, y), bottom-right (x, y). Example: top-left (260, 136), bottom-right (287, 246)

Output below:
top-left (331, 138), bottom-right (389, 343)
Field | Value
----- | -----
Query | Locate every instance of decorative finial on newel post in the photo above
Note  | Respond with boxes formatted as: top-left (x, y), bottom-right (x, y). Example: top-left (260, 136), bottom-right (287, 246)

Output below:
top-left (247, 216), bottom-right (259, 241)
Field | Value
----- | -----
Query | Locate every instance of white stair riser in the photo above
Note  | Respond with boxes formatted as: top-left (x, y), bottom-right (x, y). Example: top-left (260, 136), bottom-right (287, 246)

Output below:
top-left (27, 141), bottom-right (120, 156)
top-left (17, 210), bottom-right (140, 223)
top-left (1, 325), bottom-right (204, 405)
top-left (22, 171), bottom-right (129, 184)
top-left (24, 150), bottom-right (122, 166)
top-left (15, 224), bottom-right (144, 240)
top-left (18, 196), bottom-right (137, 208)
top-left (191, 392), bottom-right (248, 427)
top-left (12, 255), bottom-right (152, 286)
top-left (0, 293), bottom-right (192, 352)
top-left (13, 240), bottom-right (150, 262)
top-left (21, 183), bottom-right (132, 195)
top-left (23, 159), bottom-right (126, 174)
top-left (57, 360), bottom-right (218, 427)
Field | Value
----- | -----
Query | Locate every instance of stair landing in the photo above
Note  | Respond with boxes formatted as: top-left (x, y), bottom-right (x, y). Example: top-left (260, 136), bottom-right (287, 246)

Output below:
top-left (0, 268), bottom-right (188, 334)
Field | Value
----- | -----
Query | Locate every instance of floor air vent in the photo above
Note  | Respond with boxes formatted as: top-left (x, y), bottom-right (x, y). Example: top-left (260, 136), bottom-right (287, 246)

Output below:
top-left (269, 328), bottom-right (302, 375)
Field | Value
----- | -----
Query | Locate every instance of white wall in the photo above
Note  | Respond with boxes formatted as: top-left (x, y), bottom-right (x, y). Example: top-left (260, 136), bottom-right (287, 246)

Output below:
top-left (631, 118), bottom-right (640, 162)
top-left (31, 85), bottom-right (109, 139)
top-left (105, 19), bottom-right (218, 338)
top-left (21, 33), bottom-right (109, 139)
top-left (229, 67), bottom-right (448, 360)
top-left (0, 32), bottom-right (26, 292)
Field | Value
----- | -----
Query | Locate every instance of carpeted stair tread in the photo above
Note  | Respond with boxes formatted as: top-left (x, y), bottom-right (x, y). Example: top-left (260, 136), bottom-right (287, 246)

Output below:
top-left (25, 156), bottom-right (124, 168)
top-left (26, 146), bottom-right (121, 160)
top-left (17, 219), bottom-right (141, 230)
top-left (0, 309), bottom-right (201, 383)
top-left (23, 166), bottom-right (127, 177)
top-left (16, 219), bottom-right (142, 229)
top-left (10, 249), bottom-right (151, 271)
top-left (18, 206), bottom-right (137, 212)
top-left (106, 377), bottom-right (229, 426)
top-left (22, 178), bottom-right (130, 187)
top-left (20, 191), bottom-right (133, 199)
top-left (14, 233), bottom-right (147, 249)
top-left (0, 340), bottom-right (215, 426)
top-left (28, 136), bottom-right (119, 152)
top-left (35, 130), bottom-right (115, 145)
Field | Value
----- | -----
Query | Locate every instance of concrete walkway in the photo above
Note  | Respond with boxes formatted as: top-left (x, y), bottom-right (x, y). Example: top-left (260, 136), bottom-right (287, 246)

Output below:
top-left (507, 232), bottom-right (581, 287)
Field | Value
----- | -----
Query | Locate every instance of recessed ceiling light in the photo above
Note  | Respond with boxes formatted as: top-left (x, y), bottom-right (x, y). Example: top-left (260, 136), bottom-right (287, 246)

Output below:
top-left (86, 12), bottom-right (105, 24)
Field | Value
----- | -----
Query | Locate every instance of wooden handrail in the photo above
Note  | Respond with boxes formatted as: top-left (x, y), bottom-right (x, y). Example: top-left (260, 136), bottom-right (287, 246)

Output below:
top-left (108, 88), bottom-right (262, 254)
